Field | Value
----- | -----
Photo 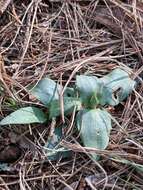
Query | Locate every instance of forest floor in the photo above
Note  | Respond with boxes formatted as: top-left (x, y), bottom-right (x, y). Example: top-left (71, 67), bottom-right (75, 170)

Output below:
top-left (0, 0), bottom-right (143, 189)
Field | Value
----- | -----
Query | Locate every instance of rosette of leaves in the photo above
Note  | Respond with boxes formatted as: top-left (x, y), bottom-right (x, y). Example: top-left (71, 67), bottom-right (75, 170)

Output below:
top-left (0, 69), bottom-right (135, 161)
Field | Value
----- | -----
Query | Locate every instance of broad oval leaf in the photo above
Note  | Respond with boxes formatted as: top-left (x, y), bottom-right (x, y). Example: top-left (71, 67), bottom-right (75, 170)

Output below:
top-left (100, 68), bottom-right (135, 106)
top-left (0, 107), bottom-right (47, 125)
top-left (49, 97), bottom-right (81, 119)
top-left (76, 75), bottom-right (103, 108)
top-left (30, 78), bottom-right (61, 106)
top-left (76, 108), bottom-right (112, 160)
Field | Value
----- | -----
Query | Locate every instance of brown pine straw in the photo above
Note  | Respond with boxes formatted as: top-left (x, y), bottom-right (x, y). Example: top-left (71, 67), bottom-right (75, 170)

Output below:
top-left (0, 0), bottom-right (143, 189)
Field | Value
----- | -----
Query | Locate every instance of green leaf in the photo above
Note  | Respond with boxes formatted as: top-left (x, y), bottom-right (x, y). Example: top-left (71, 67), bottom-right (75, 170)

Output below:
top-left (0, 107), bottom-right (47, 125)
top-left (76, 108), bottom-right (112, 160)
top-left (30, 78), bottom-right (61, 106)
top-left (49, 97), bottom-right (81, 119)
top-left (76, 75), bottom-right (103, 108)
top-left (44, 124), bottom-right (71, 160)
top-left (100, 68), bottom-right (136, 106)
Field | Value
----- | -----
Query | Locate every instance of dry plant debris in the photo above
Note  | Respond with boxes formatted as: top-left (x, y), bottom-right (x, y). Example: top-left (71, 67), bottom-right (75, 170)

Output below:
top-left (0, 0), bottom-right (143, 189)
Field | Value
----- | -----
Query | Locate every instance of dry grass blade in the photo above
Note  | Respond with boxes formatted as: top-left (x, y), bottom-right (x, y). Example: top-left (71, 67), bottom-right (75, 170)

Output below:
top-left (60, 141), bottom-right (143, 164)
top-left (0, 0), bottom-right (12, 14)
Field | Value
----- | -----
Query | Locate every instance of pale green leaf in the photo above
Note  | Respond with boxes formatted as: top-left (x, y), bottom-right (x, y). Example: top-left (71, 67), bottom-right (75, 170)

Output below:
top-left (0, 107), bottom-right (47, 125)
top-left (100, 68), bottom-right (136, 106)
top-left (30, 78), bottom-right (61, 106)
top-left (76, 75), bottom-right (103, 108)
top-left (49, 97), bottom-right (81, 119)
top-left (76, 109), bottom-right (112, 160)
